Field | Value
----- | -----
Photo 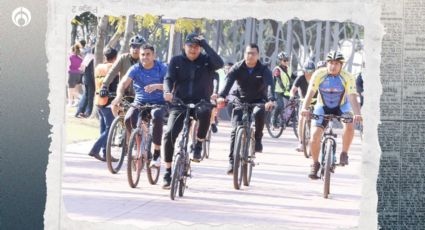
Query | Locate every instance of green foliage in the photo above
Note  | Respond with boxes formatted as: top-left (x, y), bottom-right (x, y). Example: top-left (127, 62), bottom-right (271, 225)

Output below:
top-left (175, 18), bottom-right (204, 34)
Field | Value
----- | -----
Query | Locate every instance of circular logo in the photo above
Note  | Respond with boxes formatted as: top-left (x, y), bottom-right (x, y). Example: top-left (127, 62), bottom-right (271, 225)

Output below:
top-left (12, 7), bottom-right (31, 27)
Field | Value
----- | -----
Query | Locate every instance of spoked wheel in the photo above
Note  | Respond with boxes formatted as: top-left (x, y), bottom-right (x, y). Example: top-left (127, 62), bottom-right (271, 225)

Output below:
top-left (127, 129), bottom-right (145, 188)
top-left (178, 160), bottom-right (190, 197)
top-left (243, 133), bottom-right (255, 186)
top-left (170, 154), bottom-right (182, 200)
top-left (146, 136), bottom-right (160, 185)
top-left (106, 116), bottom-right (127, 174)
top-left (290, 110), bottom-right (299, 140)
top-left (323, 139), bottom-right (334, 198)
top-left (265, 111), bottom-right (284, 138)
top-left (302, 119), bottom-right (312, 158)
top-left (202, 129), bottom-right (211, 160)
top-left (233, 128), bottom-right (245, 190)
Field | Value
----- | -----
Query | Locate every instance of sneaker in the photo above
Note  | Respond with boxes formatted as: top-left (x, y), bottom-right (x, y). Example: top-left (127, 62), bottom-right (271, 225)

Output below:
top-left (295, 144), bottom-right (303, 152)
top-left (150, 156), bottom-right (161, 168)
top-left (227, 160), bottom-right (234, 175)
top-left (255, 139), bottom-right (263, 153)
top-left (211, 123), bottom-right (218, 133)
top-left (192, 142), bottom-right (202, 162)
top-left (162, 171), bottom-right (171, 189)
top-left (308, 162), bottom-right (321, 180)
top-left (339, 152), bottom-right (349, 166)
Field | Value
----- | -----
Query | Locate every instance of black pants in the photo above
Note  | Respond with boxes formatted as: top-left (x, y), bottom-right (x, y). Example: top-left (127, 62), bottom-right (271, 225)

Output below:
top-left (229, 105), bottom-right (265, 161)
top-left (125, 106), bottom-right (165, 146)
top-left (163, 106), bottom-right (212, 163)
top-left (271, 92), bottom-right (288, 124)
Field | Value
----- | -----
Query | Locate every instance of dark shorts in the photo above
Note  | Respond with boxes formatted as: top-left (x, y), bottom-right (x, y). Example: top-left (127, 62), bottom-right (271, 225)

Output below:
top-left (68, 73), bottom-right (82, 88)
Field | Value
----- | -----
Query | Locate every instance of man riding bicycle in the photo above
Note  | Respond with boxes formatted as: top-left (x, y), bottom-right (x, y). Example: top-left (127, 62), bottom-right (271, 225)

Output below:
top-left (99, 35), bottom-right (146, 98)
top-left (162, 33), bottom-right (224, 189)
top-left (271, 51), bottom-right (297, 128)
top-left (111, 44), bottom-right (167, 168)
top-left (301, 50), bottom-right (362, 179)
top-left (217, 44), bottom-right (275, 175)
top-left (289, 60), bottom-right (317, 151)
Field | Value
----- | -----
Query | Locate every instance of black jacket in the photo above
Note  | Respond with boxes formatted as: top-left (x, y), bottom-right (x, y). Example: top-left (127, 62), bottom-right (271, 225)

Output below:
top-left (219, 60), bottom-right (275, 103)
top-left (164, 40), bottom-right (224, 103)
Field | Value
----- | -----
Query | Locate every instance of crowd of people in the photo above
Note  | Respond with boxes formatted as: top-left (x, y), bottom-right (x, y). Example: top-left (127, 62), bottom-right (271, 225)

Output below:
top-left (67, 32), bottom-right (363, 188)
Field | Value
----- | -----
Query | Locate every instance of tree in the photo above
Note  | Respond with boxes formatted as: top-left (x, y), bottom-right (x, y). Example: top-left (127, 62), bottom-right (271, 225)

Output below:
top-left (120, 15), bottom-right (135, 54)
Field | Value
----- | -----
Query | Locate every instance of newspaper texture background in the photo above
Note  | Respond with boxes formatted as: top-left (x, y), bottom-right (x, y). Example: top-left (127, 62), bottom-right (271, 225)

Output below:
top-left (44, 0), bottom-right (425, 229)
top-left (377, 0), bottom-right (425, 229)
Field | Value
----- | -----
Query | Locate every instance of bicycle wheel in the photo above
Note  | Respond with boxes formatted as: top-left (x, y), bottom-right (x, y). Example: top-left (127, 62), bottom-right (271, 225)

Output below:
top-left (127, 129), bottom-right (145, 188)
top-left (323, 139), bottom-right (333, 198)
top-left (170, 154), bottom-right (182, 200)
top-left (243, 132), bottom-right (255, 186)
top-left (106, 116), bottom-right (126, 173)
top-left (302, 120), bottom-right (311, 158)
top-left (290, 110), bottom-right (299, 140)
top-left (233, 128), bottom-right (245, 190)
top-left (265, 111), bottom-right (284, 138)
top-left (202, 129), bottom-right (211, 160)
top-left (178, 159), bottom-right (190, 197)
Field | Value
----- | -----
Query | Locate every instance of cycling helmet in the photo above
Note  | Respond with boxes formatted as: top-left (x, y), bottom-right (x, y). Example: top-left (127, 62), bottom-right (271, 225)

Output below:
top-left (277, 51), bottom-right (289, 60)
top-left (303, 60), bottom-right (315, 72)
top-left (326, 50), bottom-right (345, 62)
top-left (129, 35), bottom-right (146, 46)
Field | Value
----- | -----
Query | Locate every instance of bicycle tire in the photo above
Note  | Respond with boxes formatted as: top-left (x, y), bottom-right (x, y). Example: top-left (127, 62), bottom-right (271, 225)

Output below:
top-left (146, 135), bottom-right (160, 185)
top-left (170, 154), bottom-right (182, 200)
top-left (265, 111), bottom-right (284, 138)
top-left (302, 119), bottom-right (311, 158)
top-left (233, 128), bottom-right (245, 190)
top-left (202, 129), bottom-right (211, 160)
top-left (243, 132), bottom-right (255, 186)
top-left (178, 159), bottom-right (189, 197)
top-left (323, 139), bottom-right (333, 198)
top-left (106, 116), bottom-right (126, 174)
top-left (290, 110), bottom-right (299, 140)
top-left (127, 128), bottom-right (144, 188)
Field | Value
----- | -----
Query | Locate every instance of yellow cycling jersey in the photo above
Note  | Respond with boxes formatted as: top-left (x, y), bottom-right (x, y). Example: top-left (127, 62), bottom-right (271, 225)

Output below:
top-left (308, 67), bottom-right (356, 107)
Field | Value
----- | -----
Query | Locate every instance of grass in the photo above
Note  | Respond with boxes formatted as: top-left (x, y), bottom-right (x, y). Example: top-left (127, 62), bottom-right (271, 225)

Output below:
top-left (66, 107), bottom-right (100, 144)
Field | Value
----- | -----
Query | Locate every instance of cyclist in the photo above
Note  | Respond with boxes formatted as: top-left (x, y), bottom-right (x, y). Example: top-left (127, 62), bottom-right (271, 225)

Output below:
top-left (209, 72), bottom-right (220, 133)
top-left (217, 44), bottom-right (275, 175)
top-left (300, 50), bottom-right (362, 179)
top-left (162, 33), bottom-right (224, 188)
top-left (88, 47), bottom-right (119, 161)
top-left (99, 35), bottom-right (146, 99)
top-left (271, 51), bottom-right (297, 128)
top-left (356, 72), bottom-right (364, 107)
top-left (289, 60), bottom-right (317, 151)
top-left (111, 44), bottom-right (167, 168)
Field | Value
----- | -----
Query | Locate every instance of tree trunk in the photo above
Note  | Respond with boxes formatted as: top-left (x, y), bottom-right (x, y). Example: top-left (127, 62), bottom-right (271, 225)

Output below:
top-left (323, 21), bottom-right (331, 59)
top-left (94, 15), bottom-right (108, 68)
top-left (71, 23), bottom-right (78, 46)
top-left (106, 30), bottom-right (123, 49)
top-left (332, 23), bottom-right (340, 50)
top-left (314, 21), bottom-right (322, 64)
top-left (120, 15), bottom-right (135, 54)
top-left (285, 20), bottom-right (293, 57)
top-left (172, 31), bottom-right (183, 57)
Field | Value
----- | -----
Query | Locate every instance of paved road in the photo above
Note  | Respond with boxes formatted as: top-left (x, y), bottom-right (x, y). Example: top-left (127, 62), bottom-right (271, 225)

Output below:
top-left (63, 121), bottom-right (362, 229)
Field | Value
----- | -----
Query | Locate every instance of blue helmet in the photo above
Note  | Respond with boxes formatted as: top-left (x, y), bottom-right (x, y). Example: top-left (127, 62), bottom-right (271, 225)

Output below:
top-left (303, 60), bottom-right (316, 72)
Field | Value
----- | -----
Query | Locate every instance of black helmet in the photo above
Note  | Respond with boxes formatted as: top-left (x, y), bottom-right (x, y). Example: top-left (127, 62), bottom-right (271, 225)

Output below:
top-left (326, 50), bottom-right (345, 62)
top-left (277, 51), bottom-right (289, 60)
top-left (303, 60), bottom-right (316, 72)
top-left (130, 35), bottom-right (146, 46)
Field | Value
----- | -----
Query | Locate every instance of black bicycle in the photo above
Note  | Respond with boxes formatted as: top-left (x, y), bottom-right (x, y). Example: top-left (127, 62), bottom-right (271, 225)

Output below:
top-left (170, 98), bottom-right (212, 200)
top-left (232, 101), bottom-right (264, 190)
top-left (105, 95), bottom-right (133, 174)
top-left (265, 98), bottom-right (299, 139)
top-left (311, 113), bottom-right (352, 198)
top-left (127, 103), bottom-right (164, 188)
